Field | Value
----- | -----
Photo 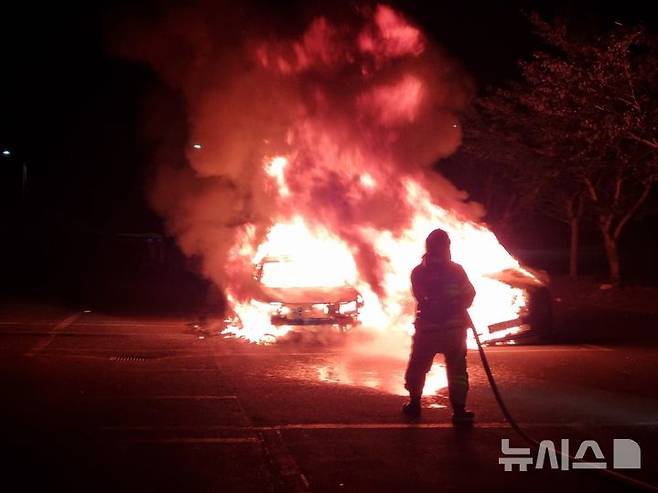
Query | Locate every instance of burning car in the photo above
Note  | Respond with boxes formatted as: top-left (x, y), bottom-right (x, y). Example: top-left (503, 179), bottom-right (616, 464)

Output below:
top-left (220, 215), bottom-right (554, 346)
top-left (253, 256), bottom-right (363, 329)
top-left (217, 205), bottom-right (556, 344)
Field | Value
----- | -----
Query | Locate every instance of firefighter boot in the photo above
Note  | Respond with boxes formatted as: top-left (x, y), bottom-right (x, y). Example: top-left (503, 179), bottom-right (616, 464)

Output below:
top-left (402, 397), bottom-right (421, 420)
top-left (451, 406), bottom-right (474, 425)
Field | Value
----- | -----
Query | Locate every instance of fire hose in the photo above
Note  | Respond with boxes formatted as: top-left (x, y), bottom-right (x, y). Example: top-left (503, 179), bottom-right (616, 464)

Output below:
top-left (469, 317), bottom-right (658, 492)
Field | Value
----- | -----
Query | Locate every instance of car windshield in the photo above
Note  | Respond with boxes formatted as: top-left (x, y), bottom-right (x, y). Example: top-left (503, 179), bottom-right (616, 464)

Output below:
top-left (259, 259), bottom-right (349, 288)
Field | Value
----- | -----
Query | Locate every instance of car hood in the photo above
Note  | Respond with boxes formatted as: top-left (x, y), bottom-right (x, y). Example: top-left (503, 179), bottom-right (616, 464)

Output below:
top-left (256, 285), bottom-right (359, 304)
top-left (490, 267), bottom-right (548, 289)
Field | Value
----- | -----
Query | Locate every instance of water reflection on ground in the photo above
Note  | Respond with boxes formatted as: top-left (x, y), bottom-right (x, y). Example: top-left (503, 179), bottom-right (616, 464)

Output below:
top-left (316, 355), bottom-right (448, 398)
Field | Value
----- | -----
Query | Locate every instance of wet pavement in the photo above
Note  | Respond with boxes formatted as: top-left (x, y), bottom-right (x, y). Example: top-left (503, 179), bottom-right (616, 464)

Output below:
top-left (1, 304), bottom-right (657, 492)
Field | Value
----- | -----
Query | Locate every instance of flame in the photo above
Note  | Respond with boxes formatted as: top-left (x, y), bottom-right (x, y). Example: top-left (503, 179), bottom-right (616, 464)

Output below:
top-left (265, 156), bottom-right (290, 197)
top-left (212, 7), bottom-right (533, 394)
top-left (223, 155), bottom-right (531, 351)
top-left (253, 218), bottom-right (358, 288)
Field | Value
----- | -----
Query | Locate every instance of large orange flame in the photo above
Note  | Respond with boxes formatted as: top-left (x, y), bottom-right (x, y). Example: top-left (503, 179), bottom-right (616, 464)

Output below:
top-left (222, 155), bottom-right (531, 347)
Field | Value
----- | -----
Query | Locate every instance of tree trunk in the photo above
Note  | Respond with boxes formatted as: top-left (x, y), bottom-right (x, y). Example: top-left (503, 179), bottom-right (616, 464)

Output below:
top-left (602, 229), bottom-right (621, 284)
top-left (569, 217), bottom-right (579, 278)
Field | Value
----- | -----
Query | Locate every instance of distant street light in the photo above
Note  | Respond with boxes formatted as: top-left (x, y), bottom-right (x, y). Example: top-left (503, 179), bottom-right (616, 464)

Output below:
top-left (2, 149), bottom-right (10, 156)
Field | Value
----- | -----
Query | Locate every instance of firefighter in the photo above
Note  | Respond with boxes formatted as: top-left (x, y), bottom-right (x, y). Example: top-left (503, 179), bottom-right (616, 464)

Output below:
top-left (403, 228), bottom-right (476, 423)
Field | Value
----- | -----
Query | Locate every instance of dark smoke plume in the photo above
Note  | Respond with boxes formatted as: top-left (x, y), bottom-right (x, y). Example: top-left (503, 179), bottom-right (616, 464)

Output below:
top-left (112, 1), bottom-right (478, 298)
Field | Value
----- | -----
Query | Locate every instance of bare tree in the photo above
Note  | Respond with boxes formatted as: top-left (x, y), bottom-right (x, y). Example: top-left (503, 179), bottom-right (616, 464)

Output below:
top-left (462, 100), bottom-right (586, 277)
top-left (473, 15), bottom-right (658, 283)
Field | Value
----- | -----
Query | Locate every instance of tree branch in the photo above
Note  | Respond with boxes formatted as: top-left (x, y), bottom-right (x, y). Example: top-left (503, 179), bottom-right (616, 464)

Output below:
top-left (629, 132), bottom-right (658, 150)
top-left (613, 180), bottom-right (654, 239)
top-left (583, 176), bottom-right (599, 203)
top-left (613, 175), bottom-right (622, 205)
top-left (622, 56), bottom-right (642, 113)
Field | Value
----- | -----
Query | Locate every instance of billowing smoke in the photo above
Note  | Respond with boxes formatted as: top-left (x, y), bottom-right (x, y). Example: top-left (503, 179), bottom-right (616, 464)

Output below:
top-left (114, 1), bottom-right (478, 304)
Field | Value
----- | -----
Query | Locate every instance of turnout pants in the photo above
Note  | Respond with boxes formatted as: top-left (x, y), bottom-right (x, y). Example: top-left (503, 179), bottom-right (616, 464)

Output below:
top-left (404, 326), bottom-right (468, 411)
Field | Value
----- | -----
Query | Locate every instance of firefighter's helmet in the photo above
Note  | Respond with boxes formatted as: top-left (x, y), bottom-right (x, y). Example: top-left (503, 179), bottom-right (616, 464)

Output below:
top-left (425, 228), bottom-right (450, 255)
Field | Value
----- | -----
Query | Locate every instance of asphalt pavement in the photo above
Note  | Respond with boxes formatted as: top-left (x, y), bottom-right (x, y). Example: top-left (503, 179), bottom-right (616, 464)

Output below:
top-left (1, 303), bottom-right (657, 492)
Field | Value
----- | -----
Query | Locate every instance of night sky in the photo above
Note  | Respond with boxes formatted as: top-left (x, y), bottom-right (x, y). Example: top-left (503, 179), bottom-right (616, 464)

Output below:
top-left (2, 0), bottom-right (657, 297)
